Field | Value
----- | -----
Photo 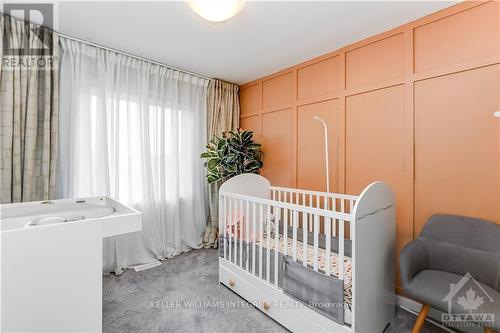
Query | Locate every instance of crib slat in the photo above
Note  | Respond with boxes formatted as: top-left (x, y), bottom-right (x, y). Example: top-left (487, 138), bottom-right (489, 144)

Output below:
top-left (239, 200), bottom-right (243, 267)
top-left (325, 217), bottom-right (331, 275)
top-left (303, 212), bottom-right (308, 267)
top-left (259, 203), bottom-right (263, 279)
top-left (234, 199), bottom-right (238, 265)
top-left (274, 206), bottom-right (279, 286)
top-left (228, 198), bottom-right (232, 263)
top-left (283, 207), bottom-right (288, 256)
top-left (349, 200), bottom-right (354, 241)
top-left (223, 196), bottom-right (227, 260)
top-left (252, 202), bottom-right (256, 275)
top-left (292, 210), bottom-right (298, 261)
top-left (308, 194), bottom-right (313, 231)
top-left (332, 199), bottom-right (337, 237)
top-left (246, 201), bottom-right (250, 271)
top-left (266, 205), bottom-right (271, 283)
top-left (340, 200), bottom-right (345, 244)
top-left (313, 214), bottom-right (319, 272)
top-left (339, 219), bottom-right (345, 280)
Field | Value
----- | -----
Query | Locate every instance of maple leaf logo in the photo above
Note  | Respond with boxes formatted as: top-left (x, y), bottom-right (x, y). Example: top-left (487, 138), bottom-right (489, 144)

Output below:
top-left (457, 288), bottom-right (484, 313)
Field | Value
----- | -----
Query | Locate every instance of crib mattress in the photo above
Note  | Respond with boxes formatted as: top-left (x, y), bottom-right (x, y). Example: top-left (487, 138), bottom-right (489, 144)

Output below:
top-left (254, 234), bottom-right (353, 314)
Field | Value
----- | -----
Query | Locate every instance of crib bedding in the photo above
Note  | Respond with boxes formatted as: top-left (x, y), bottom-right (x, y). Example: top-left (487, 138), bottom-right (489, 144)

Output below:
top-left (219, 234), bottom-right (352, 325)
top-left (255, 234), bottom-right (353, 312)
top-left (220, 215), bottom-right (352, 324)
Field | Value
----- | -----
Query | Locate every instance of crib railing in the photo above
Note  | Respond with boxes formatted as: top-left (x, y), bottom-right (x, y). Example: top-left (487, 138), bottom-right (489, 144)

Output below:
top-left (270, 186), bottom-right (357, 237)
top-left (219, 190), bottom-right (356, 288)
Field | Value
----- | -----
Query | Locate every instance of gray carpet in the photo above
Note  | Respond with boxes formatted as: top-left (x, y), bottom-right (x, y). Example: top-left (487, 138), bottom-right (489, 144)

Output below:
top-left (103, 249), bottom-right (448, 333)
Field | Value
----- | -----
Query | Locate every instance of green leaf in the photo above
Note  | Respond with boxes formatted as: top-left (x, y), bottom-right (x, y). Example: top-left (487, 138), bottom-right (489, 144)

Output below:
top-left (243, 160), bottom-right (260, 171)
top-left (207, 174), bottom-right (221, 184)
top-left (247, 143), bottom-right (261, 150)
top-left (226, 163), bottom-right (237, 173)
top-left (217, 139), bottom-right (227, 151)
top-left (222, 154), bottom-right (238, 164)
top-left (207, 158), bottom-right (220, 171)
top-left (227, 136), bottom-right (239, 147)
top-left (200, 151), bottom-right (217, 159)
top-left (241, 131), bottom-right (252, 143)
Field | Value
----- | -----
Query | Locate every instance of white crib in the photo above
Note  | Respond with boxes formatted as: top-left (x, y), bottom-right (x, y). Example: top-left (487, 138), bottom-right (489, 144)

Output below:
top-left (218, 174), bottom-right (395, 333)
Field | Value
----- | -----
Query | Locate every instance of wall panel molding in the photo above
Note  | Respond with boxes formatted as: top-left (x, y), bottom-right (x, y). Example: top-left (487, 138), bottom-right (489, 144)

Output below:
top-left (262, 72), bottom-right (294, 110)
top-left (297, 56), bottom-right (340, 101)
top-left (240, 82), bottom-right (261, 117)
top-left (238, 0), bottom-right (500, 292)
top-left (345, 33), bottom-right (405, 90)
top-left (262, 108), bottom-right (295, 187)
top-left (414, 1), bottom-right (499, 73)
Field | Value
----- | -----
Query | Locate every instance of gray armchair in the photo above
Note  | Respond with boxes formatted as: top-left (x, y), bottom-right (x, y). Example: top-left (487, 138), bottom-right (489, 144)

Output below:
top-left (400, 214), bottom-right (500, 333)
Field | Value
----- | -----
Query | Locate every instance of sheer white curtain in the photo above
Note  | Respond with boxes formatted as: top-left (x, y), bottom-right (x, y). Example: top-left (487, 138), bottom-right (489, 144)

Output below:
top-left (57, 38), bottom-right (209, 274)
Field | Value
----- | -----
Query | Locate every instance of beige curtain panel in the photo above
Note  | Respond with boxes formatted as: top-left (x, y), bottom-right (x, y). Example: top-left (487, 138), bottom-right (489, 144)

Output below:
top-left (0, 15), bottom-right (59, 203)
top-left (203, 80), bottom-right (240, 248)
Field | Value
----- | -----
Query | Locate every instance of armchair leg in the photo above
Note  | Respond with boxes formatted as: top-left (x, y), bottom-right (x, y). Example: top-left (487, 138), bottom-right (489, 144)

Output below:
top-left (411, 304), bottom-right (430, 333)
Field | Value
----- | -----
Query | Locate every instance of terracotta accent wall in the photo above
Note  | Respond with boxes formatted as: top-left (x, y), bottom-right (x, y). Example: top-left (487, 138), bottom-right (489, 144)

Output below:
top-left (239, 1), bottom-right (500, 292)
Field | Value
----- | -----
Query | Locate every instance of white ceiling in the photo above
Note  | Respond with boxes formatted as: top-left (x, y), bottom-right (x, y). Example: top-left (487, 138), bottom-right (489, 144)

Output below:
top-left (57, 1), bottom-right (457, 84)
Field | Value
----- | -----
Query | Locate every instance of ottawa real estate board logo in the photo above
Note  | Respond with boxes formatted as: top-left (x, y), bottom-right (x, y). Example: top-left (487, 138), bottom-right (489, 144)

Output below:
top-left (2, 3), bottom-right (56, 70)
top-left (441, 272), bottom-right (495, 329)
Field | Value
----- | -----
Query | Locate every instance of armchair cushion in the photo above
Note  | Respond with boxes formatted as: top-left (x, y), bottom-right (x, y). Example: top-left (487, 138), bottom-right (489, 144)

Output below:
top-left (421, 214), bottom-right (500, 253)
top-left (400, 214), bottom-right (500, 329)
top-left (401, 237), bottom-right (500, 292)
top-left (400, 239), bottom-right (430, 289)
top-left (406, 270), bottom-right (500, 331)
top-left (420, 237), bottom-right (500, 292)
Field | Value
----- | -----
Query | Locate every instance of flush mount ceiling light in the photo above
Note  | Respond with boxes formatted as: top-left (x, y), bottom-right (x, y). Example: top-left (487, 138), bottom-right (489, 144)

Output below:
top-left (190, 0), bottom-right (244, 22)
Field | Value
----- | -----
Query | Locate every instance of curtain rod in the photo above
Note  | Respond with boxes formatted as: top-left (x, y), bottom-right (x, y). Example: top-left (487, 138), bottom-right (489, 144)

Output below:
top-left (57, 32), bottom-right (214, 81)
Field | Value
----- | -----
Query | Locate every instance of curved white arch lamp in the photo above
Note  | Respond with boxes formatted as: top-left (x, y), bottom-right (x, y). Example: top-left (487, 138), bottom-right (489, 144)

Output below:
top-left (313, 116), bottom-right (330, 193)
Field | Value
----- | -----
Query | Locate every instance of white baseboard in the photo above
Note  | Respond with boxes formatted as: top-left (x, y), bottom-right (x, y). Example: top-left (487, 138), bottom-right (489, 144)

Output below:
top-left (396, 295), bottom-right (483, 333)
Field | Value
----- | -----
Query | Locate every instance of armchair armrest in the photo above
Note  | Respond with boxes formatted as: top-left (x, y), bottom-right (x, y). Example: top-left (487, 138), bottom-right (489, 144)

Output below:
top-left (399, 239), bottom-right (430, 290)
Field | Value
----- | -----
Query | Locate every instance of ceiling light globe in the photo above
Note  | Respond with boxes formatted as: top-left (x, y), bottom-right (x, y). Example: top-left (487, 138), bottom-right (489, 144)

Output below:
top-left (190, 0), bottom-right (244, 22)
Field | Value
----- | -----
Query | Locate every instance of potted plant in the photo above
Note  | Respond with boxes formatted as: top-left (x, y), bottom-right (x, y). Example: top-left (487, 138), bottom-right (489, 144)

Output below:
top-left (200, 129), bottom-right (263, 248)
top-left (201, 129), bottom-right (263, 184)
